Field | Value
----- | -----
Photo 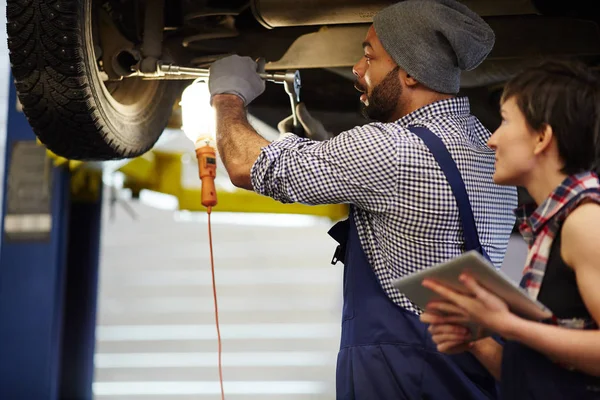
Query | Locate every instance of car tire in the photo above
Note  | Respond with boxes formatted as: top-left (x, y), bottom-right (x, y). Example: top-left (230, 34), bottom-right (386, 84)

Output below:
top-left (7, 0), bottom-right (182, 160)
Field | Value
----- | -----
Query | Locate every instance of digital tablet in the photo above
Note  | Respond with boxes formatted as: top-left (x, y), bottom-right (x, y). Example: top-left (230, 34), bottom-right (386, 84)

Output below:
top-left (392, 250), bottom-right (553, 324)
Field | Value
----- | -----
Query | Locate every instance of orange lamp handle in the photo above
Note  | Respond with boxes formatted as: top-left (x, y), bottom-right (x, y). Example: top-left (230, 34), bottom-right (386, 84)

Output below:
top-left (196, 145), bottom-right (218, 208)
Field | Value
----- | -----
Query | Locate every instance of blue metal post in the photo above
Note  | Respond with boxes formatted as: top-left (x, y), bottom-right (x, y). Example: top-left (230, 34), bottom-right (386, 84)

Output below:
top-left (0, 78), bottom-right (102, 399)
top-left (59, 189), bottom-right (103, 399)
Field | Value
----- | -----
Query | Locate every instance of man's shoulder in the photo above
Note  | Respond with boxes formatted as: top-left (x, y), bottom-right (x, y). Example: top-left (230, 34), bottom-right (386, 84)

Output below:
top-left (348, 121), bottom-right (405, 133)
top-left (345, 121), bottom-right (427, 143)
top-left (335, 122), bottom-right (412, 147)
top-left (338, 118), bottom-right (490, 153)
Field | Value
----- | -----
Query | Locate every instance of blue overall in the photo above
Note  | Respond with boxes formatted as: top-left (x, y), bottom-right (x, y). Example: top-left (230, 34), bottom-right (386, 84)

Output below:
top-left (329, 127), bottom-right (498, 399)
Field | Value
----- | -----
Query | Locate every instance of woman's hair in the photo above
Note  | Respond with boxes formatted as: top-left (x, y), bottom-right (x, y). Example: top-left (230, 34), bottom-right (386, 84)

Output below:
top-left (501, 59), bottom-right (600, 175)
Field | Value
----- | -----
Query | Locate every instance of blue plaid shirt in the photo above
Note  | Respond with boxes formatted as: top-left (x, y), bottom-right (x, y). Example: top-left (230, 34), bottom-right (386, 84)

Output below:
top-left (251, 97), bottom-right (518, 313)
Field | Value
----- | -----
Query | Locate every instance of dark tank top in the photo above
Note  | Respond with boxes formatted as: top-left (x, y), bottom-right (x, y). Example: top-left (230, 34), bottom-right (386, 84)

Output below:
top-left (537, 225), bottom-right (592, 320)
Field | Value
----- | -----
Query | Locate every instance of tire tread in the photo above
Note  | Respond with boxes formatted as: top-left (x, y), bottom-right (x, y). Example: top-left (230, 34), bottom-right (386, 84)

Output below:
top-left (7, 0), bottom-right (177, 160)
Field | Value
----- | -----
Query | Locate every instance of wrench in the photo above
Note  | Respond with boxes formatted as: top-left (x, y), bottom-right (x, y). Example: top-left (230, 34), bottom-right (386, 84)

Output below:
top-left (153, 63), bottom-right (304, 136)
top-left (276, 70), bottom-right (303, 136)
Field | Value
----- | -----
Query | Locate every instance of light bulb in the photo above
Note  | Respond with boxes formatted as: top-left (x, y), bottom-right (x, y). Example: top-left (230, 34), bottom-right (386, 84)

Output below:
top-left (180, 80), bottom-right (216, 148)
top-left (180, 79), bottom-right (218, 208)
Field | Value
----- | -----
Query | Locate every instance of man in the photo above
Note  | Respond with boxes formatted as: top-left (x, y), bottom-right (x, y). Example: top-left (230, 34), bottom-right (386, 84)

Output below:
top-left (208, 0), bottom-right (517, 398)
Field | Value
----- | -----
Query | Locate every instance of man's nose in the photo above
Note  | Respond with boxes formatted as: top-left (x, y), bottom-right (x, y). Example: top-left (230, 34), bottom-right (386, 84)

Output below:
top-left (487, 131), bottom-right (498, 149)
top-left (353, 58), bottom-right (365, 79)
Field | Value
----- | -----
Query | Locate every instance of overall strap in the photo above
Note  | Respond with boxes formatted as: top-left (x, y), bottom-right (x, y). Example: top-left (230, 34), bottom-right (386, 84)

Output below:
top-left (409, 126), bottom-right (490, 261)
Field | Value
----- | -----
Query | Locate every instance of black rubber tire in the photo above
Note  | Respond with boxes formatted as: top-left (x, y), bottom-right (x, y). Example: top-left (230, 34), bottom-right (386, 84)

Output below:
top-left (7, 0), bottom-right (182, 160)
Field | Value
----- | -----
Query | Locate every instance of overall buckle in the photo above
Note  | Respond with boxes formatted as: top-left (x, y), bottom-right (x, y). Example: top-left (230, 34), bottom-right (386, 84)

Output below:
top-left (331, 244), bottom-right (346, 265)
top-left (328, 218), bottom-right (350, 266)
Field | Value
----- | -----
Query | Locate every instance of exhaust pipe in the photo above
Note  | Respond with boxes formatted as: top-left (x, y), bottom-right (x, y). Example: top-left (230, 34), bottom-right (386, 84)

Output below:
top-left (251, 0), bottom-right (395, 29)
top-left (251, 0), bottom-right (540, 29)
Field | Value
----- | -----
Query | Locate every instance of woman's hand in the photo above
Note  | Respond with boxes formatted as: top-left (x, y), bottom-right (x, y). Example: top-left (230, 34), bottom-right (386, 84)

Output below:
top-left (421, 273), bottom-right (521, 337)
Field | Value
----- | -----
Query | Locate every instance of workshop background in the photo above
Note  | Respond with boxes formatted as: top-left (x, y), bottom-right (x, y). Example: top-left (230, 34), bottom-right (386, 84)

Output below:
top-left (0, 2), bottom-right (528, 398)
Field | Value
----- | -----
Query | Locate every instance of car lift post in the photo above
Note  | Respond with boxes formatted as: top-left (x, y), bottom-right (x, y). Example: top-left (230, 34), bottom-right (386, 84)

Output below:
top-left (0, 78), bottom-right (103, 399)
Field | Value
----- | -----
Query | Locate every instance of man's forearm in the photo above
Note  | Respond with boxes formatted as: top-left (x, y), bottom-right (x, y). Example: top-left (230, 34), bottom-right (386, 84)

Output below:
top-left (212, 94), bottom-right (269, 189)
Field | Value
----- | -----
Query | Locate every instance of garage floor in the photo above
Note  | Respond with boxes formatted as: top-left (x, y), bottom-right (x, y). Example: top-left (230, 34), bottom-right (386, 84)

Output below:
top-left (93, 190), bottom-right (528, 400)
top-left (93, 194), bottom-right (343, 399)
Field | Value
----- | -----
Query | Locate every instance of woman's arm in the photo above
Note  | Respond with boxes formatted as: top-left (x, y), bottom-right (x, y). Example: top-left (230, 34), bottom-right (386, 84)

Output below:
top-left (502, 313), bottom-right (600, 375)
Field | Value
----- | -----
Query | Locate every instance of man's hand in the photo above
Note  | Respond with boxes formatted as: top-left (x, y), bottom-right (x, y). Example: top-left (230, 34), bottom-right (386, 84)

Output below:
top-left (209, 55), bottom-right (265, 106)
top-left (420, 302), bottom-right (473, 354)
top-left (427, 323), bottom-right (473, 354)
top-left (277, 103), bottom-right (334, 141)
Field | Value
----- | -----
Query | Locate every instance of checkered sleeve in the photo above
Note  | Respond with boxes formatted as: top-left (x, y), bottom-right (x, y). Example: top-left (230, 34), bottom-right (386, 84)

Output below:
top-left (250, 123), bottom-right (399, 212)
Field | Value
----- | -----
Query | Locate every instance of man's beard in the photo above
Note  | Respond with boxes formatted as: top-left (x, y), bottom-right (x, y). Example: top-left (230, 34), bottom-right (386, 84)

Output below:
top-left (358, 66), bottom-right (402, 122)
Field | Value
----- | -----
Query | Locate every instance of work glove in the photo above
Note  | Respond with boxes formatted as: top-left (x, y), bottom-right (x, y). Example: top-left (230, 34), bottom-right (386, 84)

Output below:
top-left (209, 55), bottom-right (266, 106)
top-left (277, 103), bottom-right (334, 141)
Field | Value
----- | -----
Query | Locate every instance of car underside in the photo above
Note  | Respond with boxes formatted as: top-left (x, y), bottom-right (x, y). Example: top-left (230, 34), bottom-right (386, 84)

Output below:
top-left (6, 0), bottom-right (600, 160)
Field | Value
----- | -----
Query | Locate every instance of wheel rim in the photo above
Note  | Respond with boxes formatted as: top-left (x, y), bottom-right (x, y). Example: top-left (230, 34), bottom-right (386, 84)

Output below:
top-left (86, 0), bottom-right (162, 119)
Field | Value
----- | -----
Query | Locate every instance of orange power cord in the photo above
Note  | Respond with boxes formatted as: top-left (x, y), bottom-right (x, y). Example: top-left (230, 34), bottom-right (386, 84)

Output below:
top-left (196, 143), bottom-right (225, 400)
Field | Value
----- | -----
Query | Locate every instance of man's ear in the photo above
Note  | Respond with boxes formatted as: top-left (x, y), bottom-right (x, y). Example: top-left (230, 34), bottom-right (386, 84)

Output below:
top-left (533, 124), bottom-right (554, 156)
top-left (402, 71), bottom-right (419, 88)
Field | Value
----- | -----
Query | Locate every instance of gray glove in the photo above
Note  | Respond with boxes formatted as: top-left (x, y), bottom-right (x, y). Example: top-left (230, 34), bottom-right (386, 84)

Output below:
top-left (277, 103), bottom-right (334, 141)
top-left (209, 55), bottom-right (265, 106)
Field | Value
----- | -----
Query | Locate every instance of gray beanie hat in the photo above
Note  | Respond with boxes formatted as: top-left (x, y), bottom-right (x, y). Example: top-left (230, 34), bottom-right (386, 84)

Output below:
top-left (373, 0), bottom-right (495, 94)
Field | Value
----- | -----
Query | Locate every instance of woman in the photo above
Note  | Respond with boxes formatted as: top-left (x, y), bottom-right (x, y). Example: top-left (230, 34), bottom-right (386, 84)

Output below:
top-left (419, 59), bottom-right (600, 399)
